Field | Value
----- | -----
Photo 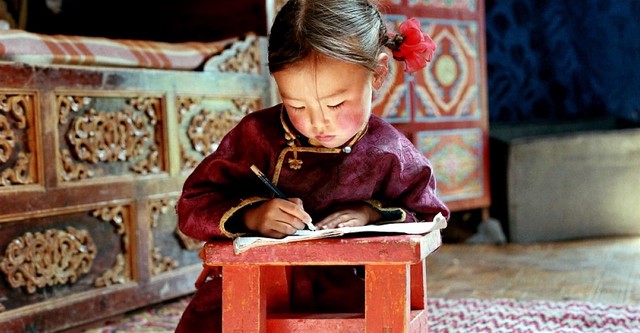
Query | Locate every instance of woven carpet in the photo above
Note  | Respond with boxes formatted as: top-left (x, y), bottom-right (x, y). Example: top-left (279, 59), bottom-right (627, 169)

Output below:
top-left (85, 296), bottom-right (640, 332)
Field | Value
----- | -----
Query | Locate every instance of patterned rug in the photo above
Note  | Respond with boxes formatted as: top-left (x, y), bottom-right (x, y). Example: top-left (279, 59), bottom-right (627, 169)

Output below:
top-left (428, 298), bottom-right (640, 333)
top-left (85, 296), bottom-right (640, 332)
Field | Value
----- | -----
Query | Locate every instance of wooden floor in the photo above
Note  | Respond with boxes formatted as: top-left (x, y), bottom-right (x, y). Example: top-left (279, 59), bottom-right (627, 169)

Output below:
top-left (425, 235), bottom-right (640, 306)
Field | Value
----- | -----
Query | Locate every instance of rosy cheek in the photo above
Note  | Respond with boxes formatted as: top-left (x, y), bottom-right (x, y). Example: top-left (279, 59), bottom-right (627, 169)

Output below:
top-left (337, 108), bottom-right (366, 133)
top-left (287, 112), bottom-right (311, 134)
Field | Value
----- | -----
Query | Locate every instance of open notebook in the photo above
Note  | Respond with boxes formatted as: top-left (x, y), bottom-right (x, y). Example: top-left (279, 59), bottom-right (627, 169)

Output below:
top-left (233, 212), bottom-right (447, 254)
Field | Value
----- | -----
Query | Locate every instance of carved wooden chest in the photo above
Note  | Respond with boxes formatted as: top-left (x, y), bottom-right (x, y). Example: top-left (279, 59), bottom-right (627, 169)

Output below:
top-left (0, 36), bottom-right (272, 332)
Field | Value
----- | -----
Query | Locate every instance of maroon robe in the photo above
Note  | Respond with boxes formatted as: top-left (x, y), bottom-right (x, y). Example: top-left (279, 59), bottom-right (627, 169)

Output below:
top-left (175, 104), bottom-right (449, 332)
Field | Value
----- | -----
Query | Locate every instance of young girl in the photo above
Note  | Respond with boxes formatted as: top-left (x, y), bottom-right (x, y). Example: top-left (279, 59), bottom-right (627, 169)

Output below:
top-left (175, 0), bottom-right (449, 331)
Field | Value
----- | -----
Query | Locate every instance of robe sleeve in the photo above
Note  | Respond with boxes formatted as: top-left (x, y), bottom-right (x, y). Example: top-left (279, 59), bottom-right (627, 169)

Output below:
top-left (368, 124), bottom-right (450, 223)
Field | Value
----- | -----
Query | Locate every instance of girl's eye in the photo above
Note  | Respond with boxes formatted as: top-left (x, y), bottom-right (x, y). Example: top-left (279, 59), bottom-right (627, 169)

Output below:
top-left (289, 105), bottom-right (305, 111)
top-left (328, 102), bottom-right (344, 110)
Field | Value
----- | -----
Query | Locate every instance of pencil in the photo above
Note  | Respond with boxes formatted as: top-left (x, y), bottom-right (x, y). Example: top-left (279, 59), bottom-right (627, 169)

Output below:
top-left (250, 164), bottom-right (287, 199)
top-left (249, 164), bottom-right (317, 231)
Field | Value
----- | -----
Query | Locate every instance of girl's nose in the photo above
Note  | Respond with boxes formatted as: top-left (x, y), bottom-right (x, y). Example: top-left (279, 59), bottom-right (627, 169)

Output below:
top-left (309, 106), bottom-right (329, 131)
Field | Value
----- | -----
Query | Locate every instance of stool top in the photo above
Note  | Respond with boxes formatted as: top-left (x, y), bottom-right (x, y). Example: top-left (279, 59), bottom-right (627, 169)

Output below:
top-left (201, 231), bottom-right (442, 266)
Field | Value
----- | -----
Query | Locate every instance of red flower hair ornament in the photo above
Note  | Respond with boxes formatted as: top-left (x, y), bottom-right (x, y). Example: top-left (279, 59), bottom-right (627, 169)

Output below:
top-left (388, 18), bottom-right (437, 73)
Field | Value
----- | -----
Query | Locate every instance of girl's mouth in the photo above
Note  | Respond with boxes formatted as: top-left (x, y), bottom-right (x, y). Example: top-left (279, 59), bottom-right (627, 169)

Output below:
top-left (315, 135), bottom-right (335, 142)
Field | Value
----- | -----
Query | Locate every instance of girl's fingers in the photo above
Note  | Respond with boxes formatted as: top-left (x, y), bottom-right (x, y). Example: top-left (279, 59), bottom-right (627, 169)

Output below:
top-left (316, 213), bottom-right (350, 229)
top-left (277, 198), bottom-right (312, 225)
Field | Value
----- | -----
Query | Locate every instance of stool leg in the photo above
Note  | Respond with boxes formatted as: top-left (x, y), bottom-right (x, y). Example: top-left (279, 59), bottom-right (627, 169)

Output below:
top-left (365, 264), bottom-right (410, 332)
top-left (410, 261), bottom-right (427, 310)
top-left (222, 265), bottom-right (266, 333)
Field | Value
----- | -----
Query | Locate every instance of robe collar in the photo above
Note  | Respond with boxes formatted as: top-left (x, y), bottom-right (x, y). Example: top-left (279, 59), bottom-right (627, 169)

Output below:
top-left (278, 105), bottom-right (368, 170)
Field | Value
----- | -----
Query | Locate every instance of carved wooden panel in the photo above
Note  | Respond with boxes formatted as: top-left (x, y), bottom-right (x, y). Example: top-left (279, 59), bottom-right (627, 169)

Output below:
top-left (56, 94), bottom-right (166, 182)
top-left (178, 96), bottom-right (262, 171)
top-left (148, 195), bottom-right (202, 276)
top-left (0, 92), bottom-right (39, 188)
top-left (0, 204), bottom-right (132, 312)
top-left (204, 35), bottom-right (266, 74)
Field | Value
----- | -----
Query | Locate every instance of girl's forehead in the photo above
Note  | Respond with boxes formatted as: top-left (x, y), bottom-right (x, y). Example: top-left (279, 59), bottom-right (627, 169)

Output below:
top-left (274, 59), bottom-right (370, 100)
top-left (278, 55), bottom-right (368, 81)
top-left (293, 51), bottom-right (371, 70)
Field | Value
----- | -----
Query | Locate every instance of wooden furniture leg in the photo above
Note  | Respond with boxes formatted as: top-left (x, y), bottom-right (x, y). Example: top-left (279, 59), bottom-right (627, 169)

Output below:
top-left (221, 265), bottom-right (265, 333)
top-left (411, 261), bottom-right (427, 310)
top-left (365, 264), bottom-right (410, 331)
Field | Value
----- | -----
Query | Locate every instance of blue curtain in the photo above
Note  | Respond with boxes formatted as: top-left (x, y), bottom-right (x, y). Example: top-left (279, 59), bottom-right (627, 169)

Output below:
top-left (486, 0), bottom-right (640, 123)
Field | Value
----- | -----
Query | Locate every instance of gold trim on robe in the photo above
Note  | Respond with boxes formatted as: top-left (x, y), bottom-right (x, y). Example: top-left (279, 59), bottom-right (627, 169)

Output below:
top-left (219, 196), bottom-right (269, 237)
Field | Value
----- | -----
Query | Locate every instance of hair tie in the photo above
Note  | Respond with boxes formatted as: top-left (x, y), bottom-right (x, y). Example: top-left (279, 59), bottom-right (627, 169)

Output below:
top-left (387, 18), bottom-right (436, 73)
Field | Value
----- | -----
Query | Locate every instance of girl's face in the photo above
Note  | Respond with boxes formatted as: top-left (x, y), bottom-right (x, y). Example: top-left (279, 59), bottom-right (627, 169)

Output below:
top-left (273, 54), bottom-right (388, 148)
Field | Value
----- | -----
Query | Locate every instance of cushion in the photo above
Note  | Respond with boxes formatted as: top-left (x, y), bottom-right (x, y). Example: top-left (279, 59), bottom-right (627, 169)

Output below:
top-left (0, 29), bottom-right (237, 70)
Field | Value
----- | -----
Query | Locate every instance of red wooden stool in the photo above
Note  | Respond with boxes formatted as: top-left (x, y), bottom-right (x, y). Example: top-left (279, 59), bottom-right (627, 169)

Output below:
top-left (200, 231), bottom-right (442, 332)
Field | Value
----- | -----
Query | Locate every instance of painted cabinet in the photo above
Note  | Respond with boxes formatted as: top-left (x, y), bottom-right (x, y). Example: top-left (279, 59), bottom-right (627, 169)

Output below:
top-left (374, 0), bottom-right (490, 213)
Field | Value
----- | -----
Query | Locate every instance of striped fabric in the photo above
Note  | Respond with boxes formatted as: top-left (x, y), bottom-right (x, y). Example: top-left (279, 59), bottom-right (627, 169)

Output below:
top-left (0, 30), bottom-right (238, 70)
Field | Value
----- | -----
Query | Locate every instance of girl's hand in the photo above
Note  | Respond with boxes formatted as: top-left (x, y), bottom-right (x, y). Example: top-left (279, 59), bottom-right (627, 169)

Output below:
top-left (314, 203), bottom-right (382, 230)
top-left (242, 198), bottom-right (312, 238)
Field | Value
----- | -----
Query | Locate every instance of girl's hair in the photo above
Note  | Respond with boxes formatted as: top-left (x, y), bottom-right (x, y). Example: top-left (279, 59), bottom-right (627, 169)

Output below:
top-left (268, 0), bottom-right (395, 73)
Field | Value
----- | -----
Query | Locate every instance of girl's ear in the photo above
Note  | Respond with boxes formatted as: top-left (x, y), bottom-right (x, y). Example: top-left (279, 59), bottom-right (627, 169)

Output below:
top-left (373, 53), bottom-right (390, 90)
